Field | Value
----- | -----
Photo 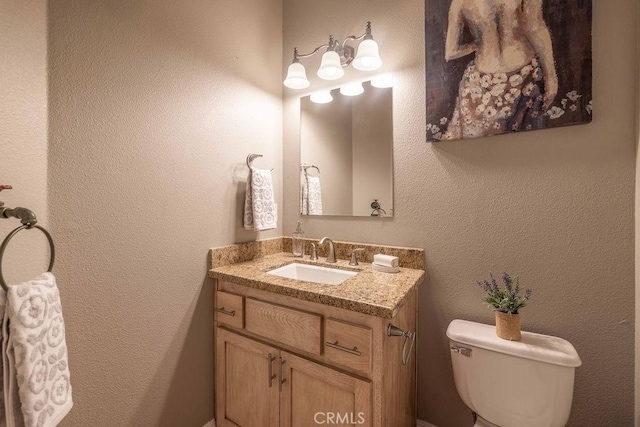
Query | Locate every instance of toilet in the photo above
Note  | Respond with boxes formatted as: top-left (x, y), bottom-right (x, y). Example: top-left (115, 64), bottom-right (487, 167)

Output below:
top-left (446, 319), bottom-right (581, 427)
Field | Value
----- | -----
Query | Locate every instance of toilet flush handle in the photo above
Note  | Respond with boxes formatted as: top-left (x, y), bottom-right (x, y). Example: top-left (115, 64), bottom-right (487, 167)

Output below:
top-left (450, 346), bottom-right (472, 357)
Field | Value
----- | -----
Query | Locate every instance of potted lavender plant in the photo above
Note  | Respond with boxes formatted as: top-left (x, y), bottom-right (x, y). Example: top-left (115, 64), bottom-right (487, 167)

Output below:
top-left (477, 272), bottom-right (532, 341)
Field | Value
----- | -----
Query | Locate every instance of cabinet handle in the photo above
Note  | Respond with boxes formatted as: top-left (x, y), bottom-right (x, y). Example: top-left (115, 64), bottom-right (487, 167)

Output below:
top-left (214, 307), bottom-right (235, 316)
top-left (279, 358), bottom-right (286, 391)
top-left (268, 353), bottom-right (276, 388)
top-left (326, 341), bottom-right (361, 356)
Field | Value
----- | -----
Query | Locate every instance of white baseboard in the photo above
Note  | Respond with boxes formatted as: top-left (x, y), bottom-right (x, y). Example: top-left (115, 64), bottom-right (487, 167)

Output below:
top-left (203, 419), bottom-right (215, 427)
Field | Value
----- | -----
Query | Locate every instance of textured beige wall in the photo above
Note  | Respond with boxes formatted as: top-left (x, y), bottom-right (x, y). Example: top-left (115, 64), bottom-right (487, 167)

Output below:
top-left (634, 0), bottom-right (640, 427)
top-left (48, 0), bottom-right (282, 425)
top-left (0, 0), bottom-right (49, 284)
top-left (284, 1), bottom-right (636, 426)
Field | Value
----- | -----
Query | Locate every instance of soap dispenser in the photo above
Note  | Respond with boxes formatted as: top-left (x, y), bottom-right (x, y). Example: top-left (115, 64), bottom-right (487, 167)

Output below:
top-left (292, 221), bottom-right (305, 258)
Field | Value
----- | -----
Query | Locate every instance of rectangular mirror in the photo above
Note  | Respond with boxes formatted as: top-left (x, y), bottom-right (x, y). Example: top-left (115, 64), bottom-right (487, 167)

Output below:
top-left (300, 80), bottom-right (393, 217)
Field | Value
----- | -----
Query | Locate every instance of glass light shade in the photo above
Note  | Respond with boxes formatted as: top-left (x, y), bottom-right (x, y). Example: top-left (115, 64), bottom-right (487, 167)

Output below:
top-left (371, 73), bottom-right (393, 88)
top-left (284, 62), bottom-right (310, 89)
top-left (353, 39), bottom-right (382, 71)
top-left (310, 90), bottom-right (333, 104)
top-left (317, 51), bottom-right (344, 80)
top-left (339, 82), bottom-right (364, 96)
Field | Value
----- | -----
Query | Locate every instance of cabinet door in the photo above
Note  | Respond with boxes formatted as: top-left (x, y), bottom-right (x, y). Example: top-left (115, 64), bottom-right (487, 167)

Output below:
top-left (279, 351), bottom-right (372, 427)
top-left (216, 329), bottom-right (279, 427)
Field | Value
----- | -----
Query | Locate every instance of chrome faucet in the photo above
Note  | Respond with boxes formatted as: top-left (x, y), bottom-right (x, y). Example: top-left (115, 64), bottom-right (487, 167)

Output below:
top-left (318, 237), bottom-right (336, 263)
top-left (349, 248), bottom-right (365, 266)
top-left (309, 242), bottom-right (318, 261)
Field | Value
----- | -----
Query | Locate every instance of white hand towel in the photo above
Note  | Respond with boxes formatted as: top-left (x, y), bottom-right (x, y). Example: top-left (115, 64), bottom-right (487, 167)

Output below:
top-left (2, 273), bottom-right (73, 427)
top-left (243, 168), bottom-right (277, 231)
top-left (301, 174), bottom-right (309, 215)
top-left (0, 291), bottom-right (23, 427)
top-left (305, 176), bottom-right (323, 215)
top-left (373, 254), bottom-right (399, 268)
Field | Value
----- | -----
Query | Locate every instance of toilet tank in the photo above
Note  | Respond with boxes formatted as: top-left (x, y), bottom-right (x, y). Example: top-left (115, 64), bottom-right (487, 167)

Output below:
top-left (446, 320), bottom-right (581, 427)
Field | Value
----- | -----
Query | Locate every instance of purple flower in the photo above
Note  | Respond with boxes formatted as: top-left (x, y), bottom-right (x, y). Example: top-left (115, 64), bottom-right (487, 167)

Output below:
top-left (477, 280), bottom-right (491, 292)
top-left (502, 272), bottom-right (513, 292)
top-left (490, 273), bottom-right (498, 292)
top-left (476, 272), bottom-right (532, 314)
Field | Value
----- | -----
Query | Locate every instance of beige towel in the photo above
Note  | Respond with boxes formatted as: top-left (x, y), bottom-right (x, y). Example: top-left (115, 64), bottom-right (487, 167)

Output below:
top-left (243, 168), bottom-right (277, 231)
top-left (2, 273), bottom-right (73, 427)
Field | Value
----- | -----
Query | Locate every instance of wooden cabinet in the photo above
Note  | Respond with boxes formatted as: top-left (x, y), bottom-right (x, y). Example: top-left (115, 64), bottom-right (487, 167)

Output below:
top-left (280, 351), bottom-right (371, 427)
top-left (214, 280), bottom-right (417, 427)
top-left (215, 329), bottom-right (279, 427)
top-left (324, 318), bottom-right (372, 373)
top-left (245, 298), bottom-right (322, 355)
top-left (214, 291), bottom-right (244, 329)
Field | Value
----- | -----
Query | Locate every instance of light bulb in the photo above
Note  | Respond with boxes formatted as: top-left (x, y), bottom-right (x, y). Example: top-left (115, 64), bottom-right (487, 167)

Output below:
top-left (371, 73), bottom-right (393, 88)
top-left (310, 91), bottom-right (333, 104)
top-left (340, 82), bottom-right (364, 96)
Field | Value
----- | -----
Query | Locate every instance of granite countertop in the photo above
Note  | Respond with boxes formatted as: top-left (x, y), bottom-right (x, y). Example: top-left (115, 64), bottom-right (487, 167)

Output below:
top-left (208, 252), bottom-right (425, 318)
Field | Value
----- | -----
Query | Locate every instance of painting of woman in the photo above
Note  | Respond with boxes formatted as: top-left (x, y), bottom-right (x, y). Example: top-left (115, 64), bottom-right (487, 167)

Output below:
top-left (426, 0), bottom-right (592, 142)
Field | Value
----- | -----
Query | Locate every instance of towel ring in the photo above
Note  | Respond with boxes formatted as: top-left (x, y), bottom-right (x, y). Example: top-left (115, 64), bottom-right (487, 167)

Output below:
top-left (0, 225), bottom-right (55, 292)
top-left (246, 153), bottom-right (274, 171)
top-left (247, 153), bottom-right (263, 168)
top-left (301, 164), bottom-right (321, 175)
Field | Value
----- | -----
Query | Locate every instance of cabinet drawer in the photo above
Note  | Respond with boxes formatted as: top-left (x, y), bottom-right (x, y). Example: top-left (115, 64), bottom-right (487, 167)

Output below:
top-left (245, 298), bottom-right (321, 355)
top-left (215, 291), bottom-right (244, 329)
top-left (324, 318), bottom-right (372, 373)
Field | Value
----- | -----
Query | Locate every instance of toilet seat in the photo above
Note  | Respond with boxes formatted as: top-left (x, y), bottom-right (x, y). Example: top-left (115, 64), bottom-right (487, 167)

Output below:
top-left (473, 415), bottom-right (499, 427)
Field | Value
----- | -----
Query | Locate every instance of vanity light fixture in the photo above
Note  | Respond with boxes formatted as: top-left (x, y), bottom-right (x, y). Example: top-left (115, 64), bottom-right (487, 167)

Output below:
top-left (339, 82), bottom-right (364, 97)
top-left (283, 60), bottom-right (310, 89)
top-left (371, 73), bottom-right (394, 88)
top-left (310, 90), bottom-right (333, 104)
top-left (284, 22), bottom-right (382, 89)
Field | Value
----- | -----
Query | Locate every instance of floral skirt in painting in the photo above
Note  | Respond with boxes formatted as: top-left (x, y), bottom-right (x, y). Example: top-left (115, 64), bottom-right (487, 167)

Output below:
top-left (442, 58), bottom-right (547, 141)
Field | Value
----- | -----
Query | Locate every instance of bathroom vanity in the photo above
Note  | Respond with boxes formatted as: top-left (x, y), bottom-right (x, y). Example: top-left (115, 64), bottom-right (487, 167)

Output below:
top-left (208, 239), bottom-right (425, 427)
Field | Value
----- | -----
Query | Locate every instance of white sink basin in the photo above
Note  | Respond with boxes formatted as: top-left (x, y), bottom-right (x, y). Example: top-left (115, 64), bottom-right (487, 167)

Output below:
top-left (267, 263), bottom-right (357, 285)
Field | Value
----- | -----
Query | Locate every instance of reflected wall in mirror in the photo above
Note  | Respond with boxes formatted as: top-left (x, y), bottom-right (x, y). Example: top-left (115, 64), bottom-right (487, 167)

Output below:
top-left (300, 81), bottom-right (393, 217)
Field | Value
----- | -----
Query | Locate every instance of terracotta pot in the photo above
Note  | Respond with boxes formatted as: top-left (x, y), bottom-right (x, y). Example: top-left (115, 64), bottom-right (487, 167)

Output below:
top-left (494, 311), bottom-right (522, 341)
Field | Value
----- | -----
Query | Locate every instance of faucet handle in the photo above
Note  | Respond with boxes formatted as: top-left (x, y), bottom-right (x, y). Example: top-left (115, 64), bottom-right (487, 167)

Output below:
top-left (349, 248), bottom-right (366, 266)
top-left (309, 243), bottom-right (318, 261)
